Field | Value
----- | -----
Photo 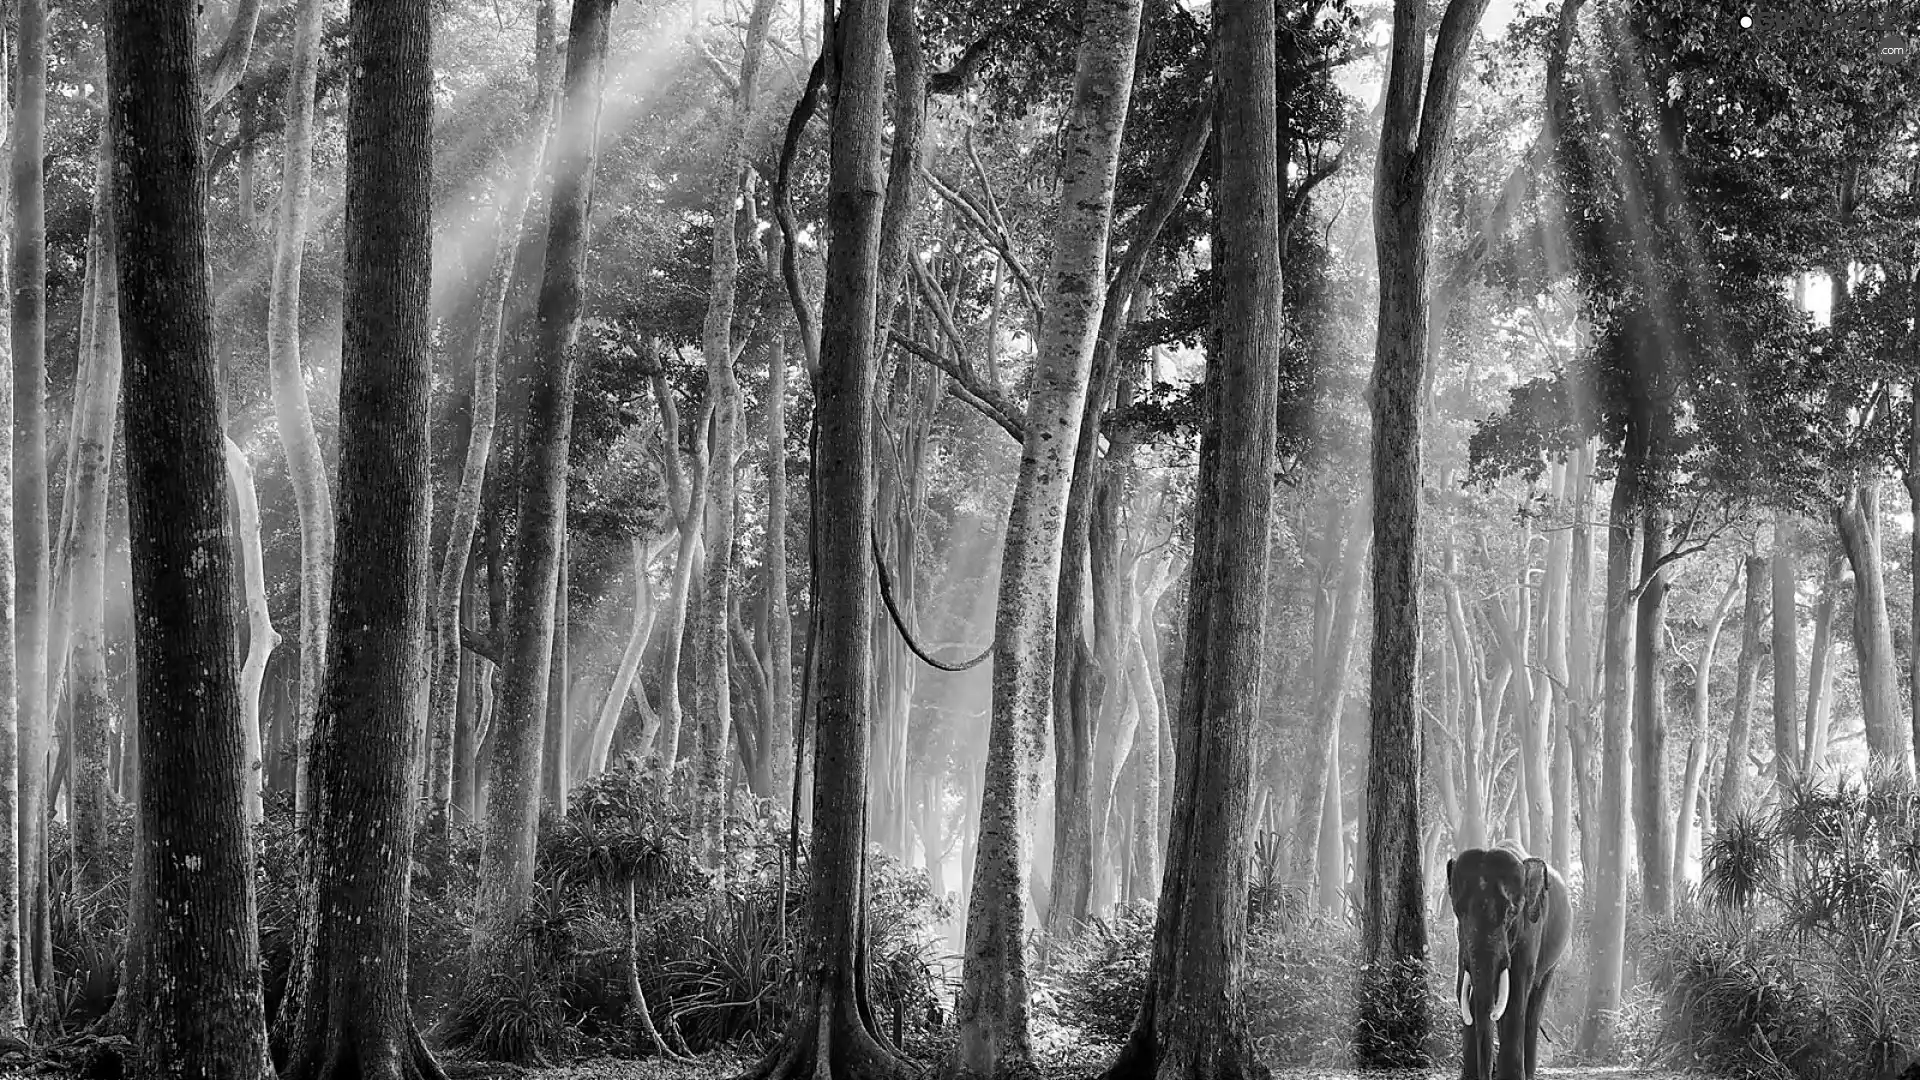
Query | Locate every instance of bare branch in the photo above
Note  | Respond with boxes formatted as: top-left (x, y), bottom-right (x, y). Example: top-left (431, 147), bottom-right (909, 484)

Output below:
top-left (888, 330), bottom-right (1025, 442)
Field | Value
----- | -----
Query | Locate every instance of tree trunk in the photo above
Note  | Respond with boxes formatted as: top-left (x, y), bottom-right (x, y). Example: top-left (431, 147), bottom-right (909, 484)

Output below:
top-left (11, 0), bottom-right (52, 1006)
top-left (695, 0), bottom-right (779, 865)
top-left (1315, 723), bottom-right (1345, 913)
top-left (946, 0), bottom-right (1141, 1069)
top-left (1632, 511), bottom-right (1673, 919)
top-left (1355, 0), bottom-right (1488, 1059)
top-left (544, 517), bottom-right (570, 813)
top-left (1125, 559), bottom-right (1168, 903)
top-left (1099, 2), bottom-right (1275, 1073)
top-left (588, 536), bottom-right (664, 775)
top-left (1715, 555), bottom-right (1768, 824)
top-left (269, 0), bottom-right (336, 823)
top-left (225, 437), bottom-right (280, 825)
top-left (1289, 496), bottom-right (1368, 882)
top-left (0, 63), bottom-right (23, 1033)
top-left (739, 0), bottom-right (913, 1072)
top-left (650, 375), bottom-right (708, 787)
top-left (1542, 460), bottom-right (1574, 873)
top-left (474, 0), bottom-right (613, 949)
top-left (1674, 563), bottom-right (1739, 892)
top-left (1772, 515), bottom-right (1800, 791)
top-left (66, 131), bottom-right (124, 901)
top-left (765, 335), bottom-right (795, 804)
top-left (1578, 471), bottom-right (1637, 1055)
top-left (107, 0), bottom-right (273, 1068)
top-left (1802, 557), bottom-right (1843, 774)
top-left (274, 4), bottom-right (441, 1071)
top-left (1834, 482), bottom-right (1909, 771)
top-left (1565, 441), bottom-right (1599, 881)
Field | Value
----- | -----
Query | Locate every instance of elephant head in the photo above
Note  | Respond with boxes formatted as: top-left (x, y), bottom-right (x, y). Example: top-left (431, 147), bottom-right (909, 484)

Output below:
top-left (1447, 848), bottom-right (1552, 1074)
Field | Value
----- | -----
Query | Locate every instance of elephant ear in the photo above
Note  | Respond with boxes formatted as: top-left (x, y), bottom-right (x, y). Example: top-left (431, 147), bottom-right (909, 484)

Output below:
top-left (1521, 857), bottom-right (1550, 923)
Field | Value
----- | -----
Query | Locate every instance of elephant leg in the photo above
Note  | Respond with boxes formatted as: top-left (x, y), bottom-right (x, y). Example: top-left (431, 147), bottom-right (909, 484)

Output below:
top-left (1495, 960), bottom-right (1534, 1080)
top-left (1524, 969), bottom-right (1555, 1080)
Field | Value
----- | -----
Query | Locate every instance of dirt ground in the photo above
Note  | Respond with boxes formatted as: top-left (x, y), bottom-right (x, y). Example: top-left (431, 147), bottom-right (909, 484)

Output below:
top-left (503, 1058), bottom-right (1690, 1080)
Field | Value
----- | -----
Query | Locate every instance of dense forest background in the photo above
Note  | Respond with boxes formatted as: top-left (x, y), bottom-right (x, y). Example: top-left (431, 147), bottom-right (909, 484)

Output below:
top-left (0, 0), bottom-right (1917, 1076)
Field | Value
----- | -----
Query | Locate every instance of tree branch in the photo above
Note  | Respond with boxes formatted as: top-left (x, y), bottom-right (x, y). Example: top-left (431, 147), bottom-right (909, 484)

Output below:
top-left (462, 626), bottom-right (501, 665)
top-left (888, 330), bottom-right (1025, 442)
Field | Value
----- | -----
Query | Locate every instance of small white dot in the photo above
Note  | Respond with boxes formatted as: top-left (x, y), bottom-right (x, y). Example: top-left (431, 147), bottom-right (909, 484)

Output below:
top-left (1740, 14), bottom-right (1752, 27)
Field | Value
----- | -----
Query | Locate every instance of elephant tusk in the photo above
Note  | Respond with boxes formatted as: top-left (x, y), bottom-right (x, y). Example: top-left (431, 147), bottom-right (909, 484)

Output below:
top-left (1457, 969), bottom-right (1472, 1026)
top-left (1491, 968), bottom-right (1510, 1023)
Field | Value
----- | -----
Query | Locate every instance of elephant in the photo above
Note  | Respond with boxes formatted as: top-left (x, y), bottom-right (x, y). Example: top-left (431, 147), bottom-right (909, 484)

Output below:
top-left (1446, 846), bottom-right (1572, 1080)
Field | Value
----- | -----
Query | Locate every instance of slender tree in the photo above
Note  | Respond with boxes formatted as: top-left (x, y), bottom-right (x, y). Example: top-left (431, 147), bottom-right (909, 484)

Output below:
top-left (274, 1), bottom-right (440, 1072)
top-left (474, 0), bottom-right (616, 948)
top-left (1772, 516), bottom-right (1799, 792)
top-left (0, 72), bottom-right (21, 1036)
top-left (1357, 0), bottom-right (1490, 1059)
top-left (1632, 514), bottom-right (1674, 918)
top-left (106, 0), bottom-right (272, 1068)
top-left (1099, 0), bottom-right (1277, 1074)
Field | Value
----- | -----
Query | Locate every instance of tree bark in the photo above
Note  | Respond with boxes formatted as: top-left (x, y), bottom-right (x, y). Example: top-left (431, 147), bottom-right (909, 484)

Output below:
top-left (1099, 2), bottom-right (1276, 1073)
top-left (1578, 470), bottom-right (1637, 1056)
top-left (1565, 441), bottom-right (1599, 881)
top-left (649, 374), bottom-right (708, 787)
top-left (274, 3), bottom-right (441, 1072)
top-left (765, 334), bottom-right (795, 805)
top-left (738, 0), bottom-right (913, 1072)
top-left (544, 516), bottom-right (570, 812)
top-left (1834, 482), bottom-right (1909, 771)
top-left (1674, 563), bottom-right (1738, 891)
top-left (1542, 460), bottom-right (1575, 873)
top-left (107, 0), bottom-right (273, 1068)
top-left (1631, 511), bottom-right (1673, 918)
top-left (0, 68), bottom-right (23, 1033)
top-left (1802, 557), bottom-right (1843, 774)
top-left (11, 0), bottom-right (52, 1005)
top-left (225, 437), bottom-right (280, 825)
top-left (1355, 0), bottom-right (1489, 1059)
top-left (946, 0), bottom-right (1141, 1068)
top-left (474, 0), bottom-right (613, 949)
top-left (1715, 555), bottom-right (1767, 824)
top-left (1125, 557), bottom-right (1169, 904)
top-left (1772, 515), bottom-right (1799, 791)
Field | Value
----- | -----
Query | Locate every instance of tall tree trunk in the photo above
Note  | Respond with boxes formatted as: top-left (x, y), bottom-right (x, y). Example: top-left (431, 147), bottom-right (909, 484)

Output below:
top-left (1542, 460), bottom-right (1574, 872)
top-left (274, 3), bottom-right (441, 1071)
top-left (1356, 0), bottom-right (1489, 1059)
top-left (66, 132), bottom-right (124, 901)
top-left (1802, 557), bottom-right (1843, 774)
top-left (1289, 496), bottom-right (1368, 881)
top-left (544, 517), bottom-right (570, 812)
top-left (0, 66), bottom-right (22, 1033)
top-left (225, 437), bottom-right (280, 825)
top-left (107, 0), bottom-right (273, 1068)
top-left (650, 375), bottom-right (708, 788)
top-left (1715, 554), bottom-right (1768, 823)
top-left (1099, 1), bottom-right (1275, 1072)
top-left (1315, 723), bottom-right (1345, 912)
top-left (739, 0), bottom-right (913, 1072)
top-left (1674, 563), bottom-right (1739, 891)
top-left (474, 0), bottom-right (613, 949)
top-left (270, 0), bottom-right (335, 823)
top-left (1632, 511), bottom-right (1673, 919)
top-left (11, 0), bottom-right (52, 1005)
top-left (946, 0), bottom-right (1141, 1068)
top-left (1578, 472), bottom-right (1637, 1055)
top-left (1565, 442), bottom-right (1599, 881)
top-left (1772, 516), bottom-right (1800, 792)
top-left (1834, 483), bottom-right (1909, 771)
top-left (695, 0), bottom-right (780, 865)
top-left (765, 335), bottom-right (795, 804)
top-left (588, 536), bottom-right (664, 776)
top-left (1125, 559), bottom-right (1169, 903)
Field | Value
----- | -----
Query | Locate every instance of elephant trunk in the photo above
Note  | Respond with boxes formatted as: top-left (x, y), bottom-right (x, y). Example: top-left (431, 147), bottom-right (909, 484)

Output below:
top-left (1459, 957), bottom-right (1510, 1080)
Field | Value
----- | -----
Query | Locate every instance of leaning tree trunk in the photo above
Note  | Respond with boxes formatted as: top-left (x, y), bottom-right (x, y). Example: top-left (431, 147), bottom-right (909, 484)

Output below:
top-left (1578, 469), bottom-right (1637, 1056)
top-left (473, 0), bottom-right (614, 952)
top-left (270, 0), bottom-right (336, 822)
top-left (1802, 557), bottom-right (1843, 774)
top-left (11, 0), bottom-right (52, 1005)
top-left (0, 76), bottom-right (22, 1035)
top-left (107, 0), bottom-right (273, 1069)
top-left (1772, 515), bottom-right (1800, 792)
top-left (274, 5), bottom-right (442, 1072)
top-left (736, 0), bottom-right (914, 1073)
top-left (587, 536), bottom-right (664, 776)
top-left (1674, 563), bottom-right (1739, 891)
top-left (694, 0), bottom-right (779, 865)
top-left (945, 0), bottom-right (1141, 1069)
top-left (1098, 1), bottom-right (1276, 1073)
top-left (1835, 482), bottom-right (1910, 771)
top-left (225, 437), bottom-right (280, 824)
top-left (1715, 554), bottom-right (1768, 825)
top-left (1631, 511), bottom-right (1673, 919)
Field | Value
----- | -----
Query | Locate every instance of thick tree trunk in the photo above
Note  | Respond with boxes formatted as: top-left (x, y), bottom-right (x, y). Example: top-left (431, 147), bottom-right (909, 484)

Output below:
top-left (1099, 3), bottom-right (1275, 1073)
top-left (107, 1), bottom-right (273, 1069)
top-left (1834, 483), bottom-right (1910, 771)
top-left (1715, 555), bottom-right (1768, 824)
top-left (1578, 473), bottom-right (1636, 1055)
top-left (1802, 557), bottom-right (1843, 774)
top-left (225, 437), bottom-right (280, 825)
top-left (11, 0), bottom-right (52, 1005)
top-left (1674, 563), bottom-right (1739, 891)
top-left (270, 0), bottom-right (336, 823)
top-left (765, 335), bottom-right (795, 804)
top-left (1355, 0), bottom-right (1488, 1059)
top-left (1632, 512), bottom-right (1673, 919)
top-left (1772, 516), bottom-right (1800, 791)
top-left (695, 0), bottom-right (779, 864)
top-left (740, 0), bottom-right (914, 1072)
top-left (0, 79), bottom-right (22, 1034)
top-left (474, 0), bottom-right (613, 949)
top-left (274, 5), bottom-right (441, 1072)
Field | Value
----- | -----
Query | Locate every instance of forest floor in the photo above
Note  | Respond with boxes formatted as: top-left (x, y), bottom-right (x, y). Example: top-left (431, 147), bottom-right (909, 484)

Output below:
top-left (502, 1056), bottom-right (1693, 1080)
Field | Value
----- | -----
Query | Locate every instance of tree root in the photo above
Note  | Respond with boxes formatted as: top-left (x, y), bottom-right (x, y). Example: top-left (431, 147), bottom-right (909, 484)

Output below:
top-left (740, 985), bottom-right (922, 1080)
